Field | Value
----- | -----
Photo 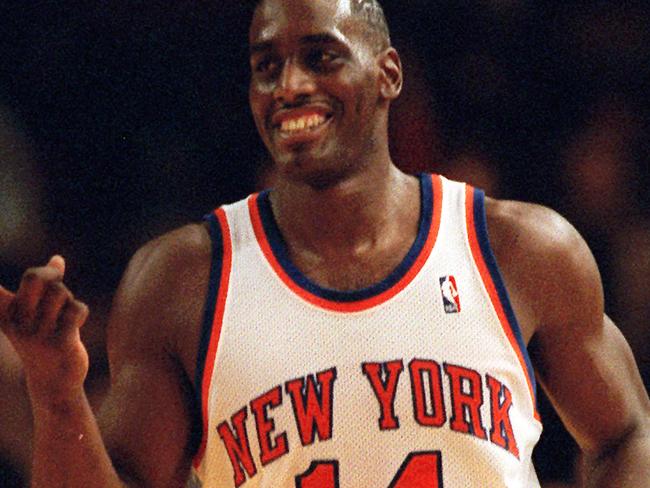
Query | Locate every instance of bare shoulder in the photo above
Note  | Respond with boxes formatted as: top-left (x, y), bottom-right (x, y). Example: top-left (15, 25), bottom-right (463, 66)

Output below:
top-left (484, 197), bottom-right (586, 261)
top-left (127, 222), bottom-right (212, 277)
top-left (483, 197), bottom-right (603, 337)
top-left (107, 222), bottom-right (213, 380)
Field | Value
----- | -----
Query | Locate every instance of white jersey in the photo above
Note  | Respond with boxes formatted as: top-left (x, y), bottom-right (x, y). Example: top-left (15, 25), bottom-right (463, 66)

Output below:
top-left (190, 174), bottom-right (542, 487)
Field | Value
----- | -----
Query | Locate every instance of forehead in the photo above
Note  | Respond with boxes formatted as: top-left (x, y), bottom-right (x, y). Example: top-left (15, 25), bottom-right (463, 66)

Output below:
top-left (250, 0), bottom-right (359, 47)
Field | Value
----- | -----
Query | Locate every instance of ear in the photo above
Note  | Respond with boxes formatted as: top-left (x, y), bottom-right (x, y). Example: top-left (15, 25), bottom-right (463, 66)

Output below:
top-left (378, 47), bottom-right (403, 100)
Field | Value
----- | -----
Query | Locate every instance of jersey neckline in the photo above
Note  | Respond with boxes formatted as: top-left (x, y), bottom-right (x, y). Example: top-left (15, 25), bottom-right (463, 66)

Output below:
top-left (248, 173), bottom-right (443, 312)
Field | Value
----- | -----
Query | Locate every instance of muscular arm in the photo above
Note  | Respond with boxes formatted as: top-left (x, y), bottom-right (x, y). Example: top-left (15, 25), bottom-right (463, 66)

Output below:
top-left (487, 200), bottom-right (650, 487)
top-left (99, 224), bottom-right (210, 486)
top-left (0, 223), bottom-right (212, 488)
top-left (553, 316), bottom-right (650, 487)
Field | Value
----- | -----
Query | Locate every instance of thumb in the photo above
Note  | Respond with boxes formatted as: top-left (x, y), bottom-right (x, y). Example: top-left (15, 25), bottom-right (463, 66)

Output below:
top-left (47, 254), bottom-right (66, 276)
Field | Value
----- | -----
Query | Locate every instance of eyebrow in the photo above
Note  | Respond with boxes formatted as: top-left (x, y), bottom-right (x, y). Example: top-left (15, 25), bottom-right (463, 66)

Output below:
top-left (249, 33), bottom-right (343, 55)
top-left (301, 33), bottom-right (341, 46)
top-left (250, 40), bottom-right (272, 55)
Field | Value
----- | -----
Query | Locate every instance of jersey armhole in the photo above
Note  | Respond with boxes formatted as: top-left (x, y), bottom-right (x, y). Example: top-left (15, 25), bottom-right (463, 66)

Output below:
top-left (192, 208), bottom-right (233, 468)
top-left (465, 186), bottom-right (540, 422)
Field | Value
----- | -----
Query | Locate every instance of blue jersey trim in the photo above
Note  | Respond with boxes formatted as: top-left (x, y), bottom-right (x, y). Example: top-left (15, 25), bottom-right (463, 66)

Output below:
top-left (256, 173), bottom-right (433, 303)
top-left (472, 189), bottom-right (537, 402)
top-left (194, 213), bottom-right (224, 412)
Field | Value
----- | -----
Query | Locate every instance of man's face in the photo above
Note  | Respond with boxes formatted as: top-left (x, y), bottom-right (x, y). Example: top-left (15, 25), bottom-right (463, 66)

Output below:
top-left (249, 0), bottom-right (384, 187)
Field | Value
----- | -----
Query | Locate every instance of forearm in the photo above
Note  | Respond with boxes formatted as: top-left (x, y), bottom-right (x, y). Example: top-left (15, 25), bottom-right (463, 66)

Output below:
top-left (30, 388), bottom-right (126, 488)
top-left (582, 423), bottom-right (650, 488)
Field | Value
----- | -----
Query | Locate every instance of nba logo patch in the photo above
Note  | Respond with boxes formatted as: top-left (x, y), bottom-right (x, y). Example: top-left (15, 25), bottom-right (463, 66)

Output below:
top-left (439, 275), bottom-right (461, 313)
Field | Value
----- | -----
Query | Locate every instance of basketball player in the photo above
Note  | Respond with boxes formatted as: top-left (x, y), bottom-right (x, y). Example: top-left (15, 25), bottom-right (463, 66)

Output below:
top-left (0, 0), bottom-right (648, 486)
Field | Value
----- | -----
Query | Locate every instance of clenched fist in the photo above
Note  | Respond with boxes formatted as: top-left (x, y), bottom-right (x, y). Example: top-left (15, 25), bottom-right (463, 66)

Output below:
top-left (0, 256), bottom-right (90, 405)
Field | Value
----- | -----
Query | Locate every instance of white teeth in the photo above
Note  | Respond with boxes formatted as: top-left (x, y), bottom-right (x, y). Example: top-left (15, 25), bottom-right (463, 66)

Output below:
top-left (280, 114), bottom-right (326, 133)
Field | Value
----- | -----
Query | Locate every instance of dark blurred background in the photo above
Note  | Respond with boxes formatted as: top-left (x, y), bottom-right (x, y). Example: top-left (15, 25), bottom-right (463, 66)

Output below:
top-left (1, 1), bottom-right (649, 486)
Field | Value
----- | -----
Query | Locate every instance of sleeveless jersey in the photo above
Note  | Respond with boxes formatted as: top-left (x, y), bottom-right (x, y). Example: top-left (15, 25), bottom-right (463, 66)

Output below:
top-left (190, 174), bottom-right (542, 487)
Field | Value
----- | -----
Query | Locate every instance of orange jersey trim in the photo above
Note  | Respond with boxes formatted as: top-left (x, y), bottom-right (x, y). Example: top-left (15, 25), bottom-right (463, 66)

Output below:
top-left (193, 207), bottom-right (233, 468)
top-left (465, 185), bottom-right (541, 422)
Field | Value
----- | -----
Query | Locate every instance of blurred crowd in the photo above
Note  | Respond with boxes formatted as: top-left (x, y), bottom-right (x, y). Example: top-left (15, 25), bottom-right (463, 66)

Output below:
top-left (1, 1), bottom-right (648, 486)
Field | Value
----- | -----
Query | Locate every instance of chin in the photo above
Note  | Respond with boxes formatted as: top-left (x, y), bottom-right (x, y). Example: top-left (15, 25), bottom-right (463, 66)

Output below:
top-left (270, 137), bottom-right (360, 188)
top-left (272, 155), bottom-right (349, 190)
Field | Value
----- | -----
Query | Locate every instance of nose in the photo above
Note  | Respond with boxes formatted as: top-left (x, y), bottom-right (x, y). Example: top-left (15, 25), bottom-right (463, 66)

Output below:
top-left (274, 59), bottom-right (315, 104)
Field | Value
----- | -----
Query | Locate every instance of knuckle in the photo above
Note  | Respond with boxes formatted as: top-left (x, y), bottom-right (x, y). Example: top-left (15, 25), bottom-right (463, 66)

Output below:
top-left (74, 303), bottom-right (90, 327)
top-left (81, 304), bottom-right (90, 322)
top-left (13, 305), bottom-right (35, 328)
top-left (21, 268), bottom-right (40, 285)
top-left (46, 282), bottom-right (70, 303)
top-left (33, 284), bottom-right (69, 327)
top-left (61, 300), bottom-right (85, 323)
top-left (78, 301), bottom-right (89, 316)
top-left (73, 300), bottom-right (89, 320)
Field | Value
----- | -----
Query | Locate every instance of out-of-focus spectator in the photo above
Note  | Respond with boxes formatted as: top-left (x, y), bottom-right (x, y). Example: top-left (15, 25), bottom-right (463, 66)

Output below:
top-left (0, 105), bottom-right (47, 487)
top-left (0, 104), bottom-right (114, 487)
top-left (559, 96), bottom-right (648, 387)
top-left (388, 45), bottom-right (444, 175)
top-left (0, 107), bottom-right (48, 267)
top-left (610, 222), bottom-right (650, 387)
top-left (561, 97), bottom-right (641, 233)
top-left (441, 151), bottom-right (503, 198)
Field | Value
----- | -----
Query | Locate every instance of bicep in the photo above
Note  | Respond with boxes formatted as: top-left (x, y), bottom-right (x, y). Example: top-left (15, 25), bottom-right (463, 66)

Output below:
top-left (489, 201), bottom-right (649, 456)
top-left (97, 230), bottom-right (210, 487)
top-left (531, 312), bottom-right (649, 454)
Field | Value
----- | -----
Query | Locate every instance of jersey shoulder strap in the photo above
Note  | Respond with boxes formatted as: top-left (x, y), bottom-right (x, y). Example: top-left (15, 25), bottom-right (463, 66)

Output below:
top-left (193, 207), bottom-right (234, 467)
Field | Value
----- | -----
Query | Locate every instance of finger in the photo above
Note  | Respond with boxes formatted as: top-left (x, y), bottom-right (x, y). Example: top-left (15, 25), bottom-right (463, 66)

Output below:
top-left (55, 299), bottom-right (89, 337)
top-left (34, 282), bottom-right (71, 336)
top-left (13, 266), bottom-right (65, 334)
top-left (0, 285), bottom-right (16, 328)
top-left (47, 255), bottom-right (66, 276)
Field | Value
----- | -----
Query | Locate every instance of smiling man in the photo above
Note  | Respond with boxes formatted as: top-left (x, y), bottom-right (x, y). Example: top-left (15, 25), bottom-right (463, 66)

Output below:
top-left (0, 0), bottom-right (649, 487)
top-left (249, 0), bottom-right (395, 190)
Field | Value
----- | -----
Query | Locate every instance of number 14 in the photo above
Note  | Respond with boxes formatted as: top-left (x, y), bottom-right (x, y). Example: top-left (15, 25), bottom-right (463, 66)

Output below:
top-left (296, 451), bottom-right (443, 487)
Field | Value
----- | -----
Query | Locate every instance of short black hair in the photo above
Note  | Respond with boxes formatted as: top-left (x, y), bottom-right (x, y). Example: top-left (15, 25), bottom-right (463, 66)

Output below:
top-left (249, 0), bottom-right (392, 51)
top-left (350, 0), bottom-right (391, 50)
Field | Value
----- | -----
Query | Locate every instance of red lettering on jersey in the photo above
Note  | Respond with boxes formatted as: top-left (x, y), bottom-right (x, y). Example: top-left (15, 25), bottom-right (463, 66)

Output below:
top-left (250, 386), bottom-right (289, 466)
top-left (296, 460), bottom-right (340, 488)
top-left (389, 451), bottom-right (443, 488)
top-left (217, 407), bottom-right (257, 487)
top-left (444, 363), bottom-right (487, 439)
top-left (409, 359), bottom-right (446, 427)
top-left (487, 375), bottom-right (520, 458)
top-left (362, 360), bottom-right (404, 430)
top-left (285, 368), bottom-right (337, 446)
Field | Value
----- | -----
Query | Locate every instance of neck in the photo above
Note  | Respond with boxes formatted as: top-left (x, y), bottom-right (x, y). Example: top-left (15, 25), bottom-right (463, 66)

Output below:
top-left (269, 162), bottom-right (420, 261)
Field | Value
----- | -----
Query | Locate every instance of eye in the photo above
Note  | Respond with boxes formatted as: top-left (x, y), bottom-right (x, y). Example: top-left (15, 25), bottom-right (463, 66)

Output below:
top-left (306, 48), bottom-right (339, 70)
top-left (253, 56), bottom-right (279, 75)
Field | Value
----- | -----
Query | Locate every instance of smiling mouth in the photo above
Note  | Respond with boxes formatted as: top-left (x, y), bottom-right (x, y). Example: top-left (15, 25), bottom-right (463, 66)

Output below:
top-left (274, 110), bottom-right (333, 143)
top-left (281, 113), bottom-right (327, 133)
